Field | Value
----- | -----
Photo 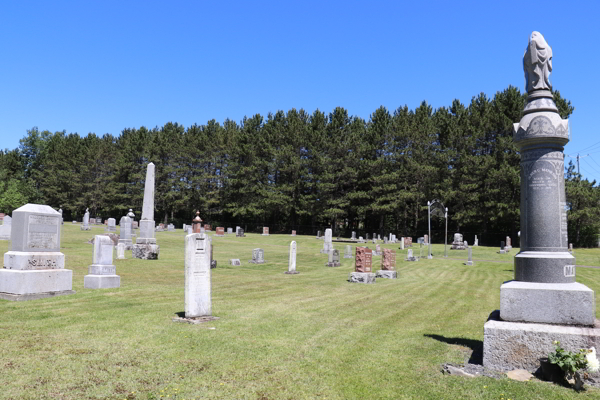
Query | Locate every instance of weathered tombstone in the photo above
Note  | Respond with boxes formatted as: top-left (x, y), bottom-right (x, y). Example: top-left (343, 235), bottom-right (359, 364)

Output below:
top-left (262, 227), bottom-right (269, 236)
top-left (474, 235), bottom-right (479, 246)
top-left (215, 227), bottom-right (225, 237)
top-left (378, 234), bottom-right (381, 241)
top-left (227, 227), bottom-right (233, 234)
top-left (399, 237), bottom-right (405, 250)
top-left (366, 233), bottom-right (369, 240)
top-left (132, 163), bottom-right (160, 259)
top-left (320, 228), bottom-right (333, 254)
top-left (81, 208), bottom-right (91, 231)
top-left (351, 231), bottom-right (356, 240)
top-left (236, 226), bottom-right (241, 234)
top-left (406, 248), bottom-right (417, 262)
top-left (285, 241), bottom-right (299, 274)
top-left (187, 227), bottom-right (193, 235)
top-left (0, 215), bottom-right (12, 240)
top-left (389, 233), bottom-right (392, 242)
top-left (463, 240), bottom-right (468, 248)
top-left (236, 228), bottom-right (246, 237)
top-left (204, 224), bottom-right (211, 231)
top-left (167, 224), bottom-right (175, 232)
top-left (451, 233), bottom-right (466, 250)
top-left (377, 249), bottom-right (397, 279)
top-left (118, 216), bottom-right (133, 250)
top-left (249, 248), bottom-right (265, 264)
top-left (483, 32), bottom-right (598, 372)
top-left (316, 230), bottom-right (321, 239)
top-left (116, 242), bottom-right (126, 259)
top-left (465, 247), bottom-right (473, 266)
top-left (132, 221), bottom-right (139, 230)
top-left (498, 241), bottom-right (508, 254)
top-left (372, 238), bottom-right (376, 244)
top-left (325, 249), bottom-right (341, 267)
top-left (373, 244), bottom-right (382, 256)
top-left (291, 230), bottom-right (296, 236)
top-left (505, 236), bottom-right (512, 250)
top-left (184, 233), bottom-right (212, 318)
top-left (358, 236), bottom-right (364, 243)
top-left (344, 245), bottom-right (353, 259)
top-left (349, 247), bottom-right (375, 283)
top-left (404, 237), bottom-right (412, 247)
top-left (229, 259), bottom-right (241, 266)
top-left (0, 204), bottom-right (74, 300)
top-left (383, 237), bottom-right (388, 244)
top-left (417, 237), bottom-right (424, 244)
top-left (373, 233), bottom-right (377, 241)
top-left (84, 235), bottom-right (120, 289)
top-left (569, 243), bottom-right (573, 252)
top-left (424, 234), bottom-right (429, 245)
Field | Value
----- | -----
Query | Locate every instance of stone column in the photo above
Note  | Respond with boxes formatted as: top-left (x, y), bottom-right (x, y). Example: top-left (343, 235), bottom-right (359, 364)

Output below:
top-left (133, 163), bottom-right (159, 259)
top-left (185, 232), bottom-right (212, 317)
top-left (285, 241), bottom-right (298, 274)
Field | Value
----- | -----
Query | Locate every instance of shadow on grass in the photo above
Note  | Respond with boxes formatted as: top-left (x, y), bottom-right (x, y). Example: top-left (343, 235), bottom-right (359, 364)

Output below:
top-left (424, 334), bottom-right (483, 365)
top-left (503, 269), bottom-right (514, 272)
top-left (175, 311), bottom-right (185, 318)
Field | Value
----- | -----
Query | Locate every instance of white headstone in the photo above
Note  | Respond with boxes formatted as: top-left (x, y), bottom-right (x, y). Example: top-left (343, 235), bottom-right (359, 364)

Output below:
top-left (287, 241), bottom-right (297, 273)
top-left (0, 215), bottom-right (11, 240)
top-left (116, 242), bottom-right (126, 259)
top-left (185, 233), bottom-right (212, 317)
top-left (321, 228), bottom-right (333, 253)
top-left (84, 235), bottom-right (120, 289)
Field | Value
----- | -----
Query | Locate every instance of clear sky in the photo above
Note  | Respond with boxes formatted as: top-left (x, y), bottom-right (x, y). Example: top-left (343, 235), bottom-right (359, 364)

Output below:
top-left (1, 1), bottom-right (599, 181)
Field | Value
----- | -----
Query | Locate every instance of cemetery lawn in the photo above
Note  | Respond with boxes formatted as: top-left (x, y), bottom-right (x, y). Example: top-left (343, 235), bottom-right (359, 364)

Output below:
top-left (2, 226), bottom-right (600, 400)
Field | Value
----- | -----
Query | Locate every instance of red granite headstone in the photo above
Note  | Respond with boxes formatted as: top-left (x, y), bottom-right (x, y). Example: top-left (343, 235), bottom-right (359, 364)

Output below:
top-left (216, 227), bottom-right (225, 236)
top-left (263, 227), bottom-right (269, 235)
top-left (355, 247), bottom-right (373, 273)
top-left (404, 237), bottom-right (412, 247)
top-left (381, 249), bottom-right (396, 271)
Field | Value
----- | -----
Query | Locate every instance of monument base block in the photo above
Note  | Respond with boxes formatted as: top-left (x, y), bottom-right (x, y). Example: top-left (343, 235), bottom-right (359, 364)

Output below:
top-left (465, 261), bottom-right (474, 266)
top-left (132, 238), bottom-right (159, 260)
top-left (84, 275), bottom-right (121, 289)
top-left (0, 290), bottom-right (75, 301)
top-left (249, 260), bottom-right (265, 264)
top-left (0, 268), bottom-right (73, 295)
top-left (348, 272), bottom-right (376, 284)
top-left (500, 281), bottom-right (595, 326)
top-left (284, 271), bottom-right (299, 275)
top-left (376, 270), bottom-right (397, 279)
top-left (483, 310), bottom-right (600, 372)
top-left (325, 262), bottom-right (341, 267)
top-left (4, 251), bottom-right (65, 270)
top-left (80, 226), bottom-right (91, 231)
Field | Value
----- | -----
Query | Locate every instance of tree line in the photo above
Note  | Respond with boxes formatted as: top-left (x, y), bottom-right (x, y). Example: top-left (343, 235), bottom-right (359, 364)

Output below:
top-left (0, 85), bottom-right (598, 246)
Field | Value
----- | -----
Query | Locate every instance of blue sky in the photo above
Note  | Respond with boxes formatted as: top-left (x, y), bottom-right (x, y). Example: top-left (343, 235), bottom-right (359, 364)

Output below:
top-left (1, 1), bottom-right (599, 181)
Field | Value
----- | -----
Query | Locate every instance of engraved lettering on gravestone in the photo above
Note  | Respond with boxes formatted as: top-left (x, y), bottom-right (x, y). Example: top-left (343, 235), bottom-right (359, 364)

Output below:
top-left (27, 215), bottom-right (59, 249)
top-left (195, 237), bottom-right (205, 252)
top-left (564, 265), bottom-right (575, 277)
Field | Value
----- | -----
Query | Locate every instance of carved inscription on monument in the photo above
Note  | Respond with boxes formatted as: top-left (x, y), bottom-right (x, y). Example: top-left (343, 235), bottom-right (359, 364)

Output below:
top-left (527, 167), bottom-right (558, 191)
top-left (560, 201), bottom-right (568, 245)
top-left (564, 265), bottom-right (575, 277)
top-left (27, 215), bottom-right (59, 250)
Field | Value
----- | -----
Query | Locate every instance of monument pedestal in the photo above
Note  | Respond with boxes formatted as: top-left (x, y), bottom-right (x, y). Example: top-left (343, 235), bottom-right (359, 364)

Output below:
top-left (0, 268), bottom-right (74, 300)
top-left (325, 261), bottom-right (341, 267)
top-left (133, 237), bottom-right (159, 260)
top-left (465, 261), bottom-right (473, 266)
top-left (84, 263), bottom-right (120, 289)
top-left (348, 272), bottom-right (375, 284)
top-left (483, 310), bottom-right (600, 372)
top-left (376, 270), bottom-right (397, 279)
top-left (500, 281), bottom-right (595, 326)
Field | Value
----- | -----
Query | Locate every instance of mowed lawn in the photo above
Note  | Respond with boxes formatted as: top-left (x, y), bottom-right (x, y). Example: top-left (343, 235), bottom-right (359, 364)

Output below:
top-left (1, 225), bottom-right (600, 400)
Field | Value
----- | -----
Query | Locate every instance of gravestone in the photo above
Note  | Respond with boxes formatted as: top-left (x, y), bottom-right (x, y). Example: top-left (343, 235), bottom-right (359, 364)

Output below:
top-left (424, 234), bottom-right (429, 245)
top-left (132, 221), bottom-right (138, 229)
top-left (81, 208), bottom-right (91, 231)
top-left (262, 227), bottom-right (269, 236)
top-left (463, 240), bottom-right (468, 248)
top-left (118, 216), bottom-right (133, 250)
top-left (84, 235), bottom-right (120, 289)
top-left (417, 237), bottom-right (424, 244)
top-left (344, 245), bottom-right (353, 259)
top-left (236, 228), bottom-right (246, 237)
top-left (351, 231), bottom-right (356, 240)
top-left (227, 227), bottom-right (233, 234)
top-left (325, 249), bottom-right (341, 267)
top-left (291, 230), bottom-right (296, 236)
top-left (451, 233), bottom-right (466, 250)
top-left (116, 242), bottom-right (126, 259)
top-left (373, 244), bottom-right (382, 256)
top-left (184, 233), bottom-right (212, 318)
top-left (215, 227), bottom-right (225, 237)
top-left (377, 248), bottom-right (397, 279)
top-left (372, 238), bottom-right (376, 244)
top-left (399, 238), bottom-right (405, 250)
top-left (505, 236), bottom-right (512, 250)
top-left (358, 236), bottom-right (364, 243)
top-left (406, 248), bottom-right (417, 262)
top-left (384, 237), bottom-right (388, 244)
top-left (483, 32), bottom-right (598, 372)
top-left (167, 224), bottom-right (175, 232)
top-left (474, 235), bottom-right (479, 246)
top-left (378, 234), bottom-right (381, 241)
top-left (187, 227), bottom-right (193, 235)
top-left (0, 204), bottom-right (74, 300)
top-left (373, 233), bottom-right (377, 242)
top-left (366, 233), bottom-right (369, 240)
top-left (404, 237), bottom-right (412, 247)
top-left (316, 230), bottom-right (321, 239)
top-left (349, 247), bottom-right (375, 283)
top-left (249, 248), bottom-right (265, 264)
top-left (465, 247), bottom-right (473, 266)
top-left (498, 241), bottom-right (508, 254)
top-left (0, 215), bottom-right (12, 240)
top-left (106, 218), bottom-right (116, 232)
top-left (236, 226), bottom-right (241, 234)
top-left (569, 243), bottom-right (573, 252)
top-left (132, 163), bottom-right (160, 259)
top-left (204, 224), bottom-right (211, 231)
top-left (285, 241), bottom-right (299, 274)
top-left (229, 259), bottom-right (241, 266)
top-left (320, 228), bottom-right (333, 254)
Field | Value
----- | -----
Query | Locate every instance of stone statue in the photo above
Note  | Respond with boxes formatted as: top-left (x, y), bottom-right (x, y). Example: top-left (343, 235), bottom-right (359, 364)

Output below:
top-left (523, 31), bottom-right (552, 92)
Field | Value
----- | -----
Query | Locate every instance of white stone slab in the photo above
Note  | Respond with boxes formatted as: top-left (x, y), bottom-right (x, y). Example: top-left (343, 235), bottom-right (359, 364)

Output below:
top-left (0, 269), bottom-right (73, 295)
top-left (185, 233), bottom-right (212, 317)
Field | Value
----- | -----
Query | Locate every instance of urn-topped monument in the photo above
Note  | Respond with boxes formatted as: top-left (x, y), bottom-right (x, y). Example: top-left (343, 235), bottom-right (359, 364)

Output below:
top-left (483, 32), bottom-right (599, 372)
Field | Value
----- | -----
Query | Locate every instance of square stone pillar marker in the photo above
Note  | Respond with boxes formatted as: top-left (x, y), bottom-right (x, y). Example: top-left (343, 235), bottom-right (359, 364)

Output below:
top-left (285, 241), bottom-right (299, 274)
top-left (184, 233), bottom-right (213, 318)
top-left (84, 235), bottom-right (120, 289)
top-left (133, 163), bottom-right (159, 259)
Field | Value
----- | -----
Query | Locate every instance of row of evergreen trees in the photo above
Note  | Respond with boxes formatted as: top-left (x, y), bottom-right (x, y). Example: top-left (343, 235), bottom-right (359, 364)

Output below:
top-left (0, 85), bottom-right (598, 246)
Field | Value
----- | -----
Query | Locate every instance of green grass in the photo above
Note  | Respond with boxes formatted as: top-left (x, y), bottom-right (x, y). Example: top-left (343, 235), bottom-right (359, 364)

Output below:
top-left (1, 225), bottom-right (599, 399)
